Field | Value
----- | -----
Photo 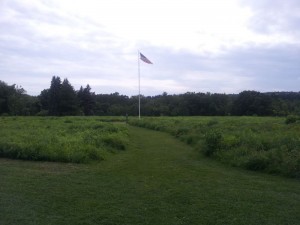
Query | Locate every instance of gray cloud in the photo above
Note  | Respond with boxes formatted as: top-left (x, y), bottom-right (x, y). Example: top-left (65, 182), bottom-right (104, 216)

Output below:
top-left (223, 44), bottom-right (300, 91)
top-left (240, 0), bottom-right (300, 36)
top-left (0, 0), bottom-right (299, 96)
top-left (144, 43), bottom-right (300, 94)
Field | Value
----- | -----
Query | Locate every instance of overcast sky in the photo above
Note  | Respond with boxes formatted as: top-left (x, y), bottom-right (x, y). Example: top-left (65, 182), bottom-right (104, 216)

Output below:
top-left (0, 0), bottom-right (299, 96)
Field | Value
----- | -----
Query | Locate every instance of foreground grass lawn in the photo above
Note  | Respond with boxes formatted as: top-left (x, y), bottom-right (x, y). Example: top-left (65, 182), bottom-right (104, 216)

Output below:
top-left (1, 126), bottom-right (299, 225)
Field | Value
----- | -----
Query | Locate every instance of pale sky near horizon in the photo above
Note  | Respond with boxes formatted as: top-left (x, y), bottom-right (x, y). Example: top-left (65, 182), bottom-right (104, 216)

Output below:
top-left (0, 0), bottom-right (299, 96)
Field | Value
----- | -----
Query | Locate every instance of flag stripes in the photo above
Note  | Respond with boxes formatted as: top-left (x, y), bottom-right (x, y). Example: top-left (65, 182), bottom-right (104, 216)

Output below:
top-left (140, 53), bottom-right (153, 64)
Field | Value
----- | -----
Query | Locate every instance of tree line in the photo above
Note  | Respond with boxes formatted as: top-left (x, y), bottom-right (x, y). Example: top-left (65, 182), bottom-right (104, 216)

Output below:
top-left (1, 77), bottom-right (300, 116)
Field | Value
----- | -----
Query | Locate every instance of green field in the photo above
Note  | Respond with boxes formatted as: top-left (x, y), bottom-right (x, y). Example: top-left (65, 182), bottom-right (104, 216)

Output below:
top-left (130, 116), bottom-right (300, 178)
top-left (0, 117), bottom-right (128, 163)
top-left (0, 117), bottom-right (300, 224)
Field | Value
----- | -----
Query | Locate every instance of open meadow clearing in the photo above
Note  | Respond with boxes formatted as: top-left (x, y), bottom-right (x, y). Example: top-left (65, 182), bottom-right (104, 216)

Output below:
top-left (0, 117), bottom-right (300, 225)
top-left (130, 116), bottom-right (300, 178)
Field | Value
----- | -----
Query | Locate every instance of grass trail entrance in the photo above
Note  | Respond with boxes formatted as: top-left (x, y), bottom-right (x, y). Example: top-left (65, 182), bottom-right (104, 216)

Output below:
top-left (1, 126), bottom-right (300, 225)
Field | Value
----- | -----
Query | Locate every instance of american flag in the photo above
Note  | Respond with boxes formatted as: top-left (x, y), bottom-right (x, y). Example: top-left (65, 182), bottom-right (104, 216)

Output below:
top-left (140, 53), bottom-right (153, 64)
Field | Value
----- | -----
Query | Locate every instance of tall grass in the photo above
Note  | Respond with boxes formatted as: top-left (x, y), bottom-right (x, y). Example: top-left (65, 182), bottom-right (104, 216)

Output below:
top-left (0, 117), bottom-right (129, 163)
top-left (129, 117), bottom-right (300, 178)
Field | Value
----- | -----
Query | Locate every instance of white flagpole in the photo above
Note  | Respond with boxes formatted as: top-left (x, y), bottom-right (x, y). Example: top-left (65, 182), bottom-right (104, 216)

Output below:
top-left (138, 50), bottom-right (141, 120)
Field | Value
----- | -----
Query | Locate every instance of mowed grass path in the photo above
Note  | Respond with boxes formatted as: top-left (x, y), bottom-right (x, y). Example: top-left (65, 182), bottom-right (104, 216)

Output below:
top-left (1, 126), bottom-right (300, 225)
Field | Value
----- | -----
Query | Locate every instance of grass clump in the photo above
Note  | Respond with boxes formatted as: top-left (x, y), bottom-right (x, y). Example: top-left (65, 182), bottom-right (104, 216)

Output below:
top-left (285, 115), bottom-right (300, 124)
top-left (203, 129), bottom-right (223, 156)
top-left (0, 117), bottom-right (129, 163)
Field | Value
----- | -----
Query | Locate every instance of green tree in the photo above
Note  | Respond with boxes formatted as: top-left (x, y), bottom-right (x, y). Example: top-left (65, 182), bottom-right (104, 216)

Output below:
top-left (38, 89), bottom-right (50, 112)
top-left (48, 76), bottom-right (62, 116)
top-left (60, 79), bottom-right (78, 115)
top-left (77, 85), bottom-right (95, 116)
top-left (0, 81), bottom-right (13, 114)
top-left (0, 81), bottom-right (27, 115)
top-left (232, 91), bottom-right (272, 116)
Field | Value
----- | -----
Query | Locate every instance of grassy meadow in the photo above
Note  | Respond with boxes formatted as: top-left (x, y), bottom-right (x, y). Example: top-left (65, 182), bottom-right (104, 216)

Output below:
top-left (1, 125), bottom-right (300, 225)
top-left (129, 116), bottom-right (300, 178)
top-left (0, 117), bottom-right (128, 163)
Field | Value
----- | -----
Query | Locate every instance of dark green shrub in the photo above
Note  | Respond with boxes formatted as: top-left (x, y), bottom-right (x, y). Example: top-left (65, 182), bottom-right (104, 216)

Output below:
top-left (174, 127), bottom-right (189, 137)
top-left (92, 124), bottom-right (105, 130)
top-left (180, 134), bottom-right (198, 145)
top-left (222, 135), bottom-right (240, 150)
top-left (86, 147), bottom-right (103, 161)
top-left (101, 134), bottom-right (128, 150)
top-left (203, 130), bottom-right (223, 156)
top-left (36, 110), bottom-right (49, 116)
top-left (285, 115), bottom-right (299, 124)
top-left (206, 119), bottom-right (219, 127)
top-left (281, 149), bottom-right (300, 178)
top-left (244, 154), bottom-right (269, 171)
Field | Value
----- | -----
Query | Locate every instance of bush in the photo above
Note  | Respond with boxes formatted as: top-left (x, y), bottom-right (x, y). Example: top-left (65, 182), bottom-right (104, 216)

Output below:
top-left (203, 130), bottom-right (223, 156)
top-left (101, 134), bottom-right (128, 150)
top-left (206, 119), bottom-right (219, 127)
top-left (36, 110), bottom-right (49, 116)
top-left (174, 127), bottom-right (190, 137)
top-left (244, 154), bottom-right (269, 171)
top-left (281, 149), bottom-right (300, 178)
top-left (222, 135), bottom-right (240, 150)
top-left (285, 115), bottom-right (299, 124)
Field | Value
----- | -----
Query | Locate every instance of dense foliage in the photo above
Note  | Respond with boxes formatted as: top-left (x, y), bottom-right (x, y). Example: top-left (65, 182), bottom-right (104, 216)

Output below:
top-left (0, 117), bottom-right (129, 163)
top-left (0, 81), bottom-right (40, 116)
top-left (1, 77), bottom-right (300, 116)
top-left (129, 117), bottom-right (300, 178)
